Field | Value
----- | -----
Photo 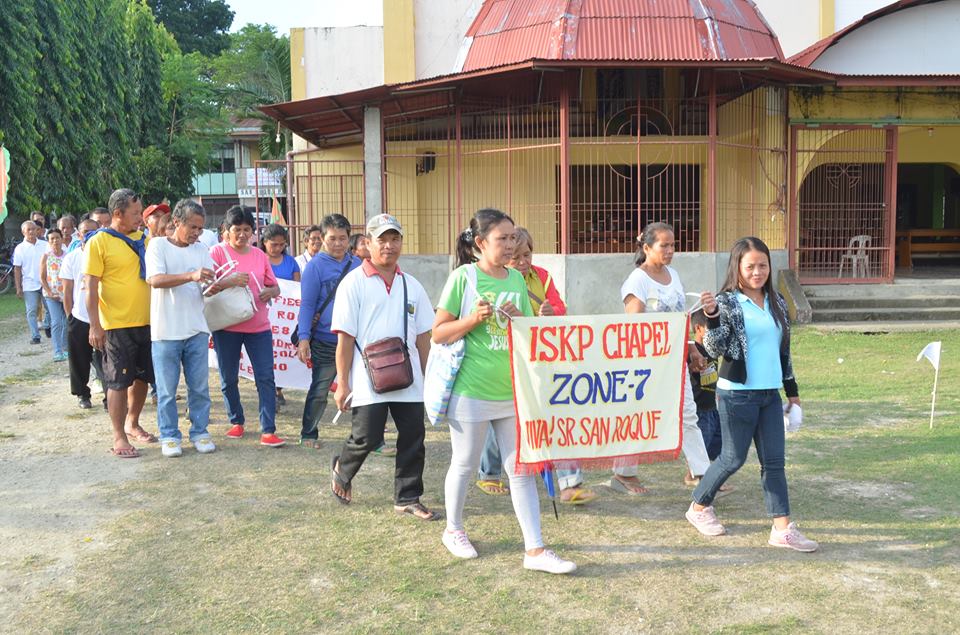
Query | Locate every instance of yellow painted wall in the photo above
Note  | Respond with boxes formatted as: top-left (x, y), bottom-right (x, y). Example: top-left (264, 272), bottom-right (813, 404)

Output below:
top-left (820, 0), bottom-right (835, 37)
top-left (290, 28), bottom-right (305, 101)
top-left (791, 87), bottom-right (960, 122)
top-left (383, 0), bottom-right (416, 84)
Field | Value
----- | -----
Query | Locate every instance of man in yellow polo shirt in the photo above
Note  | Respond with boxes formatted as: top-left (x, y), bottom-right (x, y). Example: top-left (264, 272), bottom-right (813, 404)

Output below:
top-left (83, 188), bottom-right (154, 458)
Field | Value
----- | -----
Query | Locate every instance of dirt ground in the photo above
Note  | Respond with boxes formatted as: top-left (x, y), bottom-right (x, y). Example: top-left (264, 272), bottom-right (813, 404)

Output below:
top-left (0, 315), bottom-right (145, 623)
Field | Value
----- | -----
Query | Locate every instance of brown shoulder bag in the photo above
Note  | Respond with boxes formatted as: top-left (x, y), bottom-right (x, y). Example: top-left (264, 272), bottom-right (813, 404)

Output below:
top-left (356, 273), bottom-right (414, 394)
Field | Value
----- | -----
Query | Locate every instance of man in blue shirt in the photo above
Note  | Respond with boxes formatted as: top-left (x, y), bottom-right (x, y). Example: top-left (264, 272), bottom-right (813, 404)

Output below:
top-left (297, 213), bottom-right (361, 448)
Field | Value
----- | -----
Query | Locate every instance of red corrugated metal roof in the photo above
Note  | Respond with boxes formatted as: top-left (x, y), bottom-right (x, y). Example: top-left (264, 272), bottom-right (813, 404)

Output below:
top-left (259, 86), bottom-right (454, 147)
top-left (788, 0), bottom-right (938, 68)
top-left (459, 0), bottom-right (783, 71)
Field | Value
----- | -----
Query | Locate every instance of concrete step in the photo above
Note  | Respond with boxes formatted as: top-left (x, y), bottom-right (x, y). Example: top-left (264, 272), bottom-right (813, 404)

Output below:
top-left (811, 306), bottom-right (960, 323)
top-left (805, 283), bottom-right (960, 298)
top-left (806, 320), bottom-right (960, 332)
top-left (808, 295), bottom-right (960, 310)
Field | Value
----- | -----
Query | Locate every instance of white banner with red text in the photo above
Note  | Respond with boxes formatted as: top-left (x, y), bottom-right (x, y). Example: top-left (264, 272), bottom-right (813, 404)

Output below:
top-left (509, 312), bottom-right (688, 473)
top-left (208, 278), bottom-right (312, 390)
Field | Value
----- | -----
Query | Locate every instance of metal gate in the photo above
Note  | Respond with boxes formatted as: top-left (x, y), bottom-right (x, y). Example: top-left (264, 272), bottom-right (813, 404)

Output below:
top-left (254, 158), bottom-right (365, 255)
top-left (789, 125), bottom-right (897, 283)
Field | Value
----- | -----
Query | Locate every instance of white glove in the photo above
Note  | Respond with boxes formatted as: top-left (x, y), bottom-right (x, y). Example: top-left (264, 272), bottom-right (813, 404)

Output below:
top-left (783, 403), bottom-right (802, 433)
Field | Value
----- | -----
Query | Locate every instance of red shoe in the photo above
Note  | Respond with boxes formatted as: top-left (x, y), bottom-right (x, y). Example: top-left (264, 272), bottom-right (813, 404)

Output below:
top-left (226, 424), bottom-right (244, 438)
top-left (260, 433), bottom-right (286, 447)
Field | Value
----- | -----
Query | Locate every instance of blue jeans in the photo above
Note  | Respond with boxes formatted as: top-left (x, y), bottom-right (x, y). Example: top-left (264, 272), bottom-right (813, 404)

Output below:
top-left (300, 339), bottom-right (338, 439)
top-left (212, 329), bottom-right (276, 434)
top-left (43, 297), bottom-right (67, 356)
top-left (23, 290), bottom-right (42, 339)
top-left (479, 425), bottom-right (583, 488)
top-left (153, 333), bottom-right (212, 442)
top-left (693, 389), bottom-right (790, 517)
top-left (697, 408), bottom-right (723, 461)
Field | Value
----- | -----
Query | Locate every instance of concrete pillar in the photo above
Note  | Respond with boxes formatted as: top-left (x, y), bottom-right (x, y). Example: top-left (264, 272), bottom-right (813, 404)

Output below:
top-left (363, 106), bottom-right (383, 220)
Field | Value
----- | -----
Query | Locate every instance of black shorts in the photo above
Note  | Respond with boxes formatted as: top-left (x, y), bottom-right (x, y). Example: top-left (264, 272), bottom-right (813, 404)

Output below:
top-left (103, 326), bottom-right (154, 390)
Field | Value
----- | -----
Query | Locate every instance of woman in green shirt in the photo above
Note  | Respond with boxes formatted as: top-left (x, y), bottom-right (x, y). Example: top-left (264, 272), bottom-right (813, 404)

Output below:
top-left (432, 208), bottom-right (576, 574)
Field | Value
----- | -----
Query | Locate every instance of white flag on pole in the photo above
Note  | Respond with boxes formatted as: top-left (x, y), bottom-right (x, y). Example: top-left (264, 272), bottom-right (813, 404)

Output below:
top-left (916, 341), bottom-right (941, 370)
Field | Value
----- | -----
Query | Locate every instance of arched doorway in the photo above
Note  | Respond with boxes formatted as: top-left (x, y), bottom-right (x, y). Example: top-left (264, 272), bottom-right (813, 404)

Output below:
top-left (791, 126), bottom-right (897, 283)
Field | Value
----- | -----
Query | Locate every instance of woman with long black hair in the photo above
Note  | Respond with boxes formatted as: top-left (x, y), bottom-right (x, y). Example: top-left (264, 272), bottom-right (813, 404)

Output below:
top-left (687, 237), bottom-right (818, 552)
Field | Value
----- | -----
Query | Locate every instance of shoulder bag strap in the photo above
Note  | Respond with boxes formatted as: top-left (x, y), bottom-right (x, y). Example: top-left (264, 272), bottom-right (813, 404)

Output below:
top-left (401, 272), bottom-right (408, 346)
top-left (308, 258), bottom-right (352, 340)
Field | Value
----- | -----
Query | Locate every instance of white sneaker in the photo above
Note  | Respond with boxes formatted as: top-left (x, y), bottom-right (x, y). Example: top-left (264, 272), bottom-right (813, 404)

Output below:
top-left (161, 440), bottom-right (182, 458)
top-left (442, 530), bottom-right (478, 559)
top-left (193, 437), bottom-right (216, 454)
top-left (523, 549), bottom-right (577, 575)
top-left (685, 502), bottom-right (727, 536)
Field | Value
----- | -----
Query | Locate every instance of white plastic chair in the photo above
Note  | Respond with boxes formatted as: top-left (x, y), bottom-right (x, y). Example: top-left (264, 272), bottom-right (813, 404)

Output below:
top-left (838, 234), bottom-right (871, 278)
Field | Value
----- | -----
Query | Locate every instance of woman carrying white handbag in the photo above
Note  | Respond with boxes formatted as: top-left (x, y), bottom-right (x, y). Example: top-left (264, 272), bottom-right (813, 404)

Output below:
top-left (209, 206), bottom-right (285, 448)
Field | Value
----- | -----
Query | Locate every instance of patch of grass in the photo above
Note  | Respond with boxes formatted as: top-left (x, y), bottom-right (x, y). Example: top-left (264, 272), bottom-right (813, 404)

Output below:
top-left (17, 554), bottom-right (57, 572)
top-left (712, 616), bottom-right (805, 635)
top-left (10, 331), bottom-right (960, 633)
top-left (15, 398), bottom-right (37, 406)
top-left (2, 367), bottom-right (48, 386)
top-left (0, 293), bottom-right (22, 323)
top-left (17, 350), bottom-right (41, 357)
top-left (0, 431), bottom-right (14, 440)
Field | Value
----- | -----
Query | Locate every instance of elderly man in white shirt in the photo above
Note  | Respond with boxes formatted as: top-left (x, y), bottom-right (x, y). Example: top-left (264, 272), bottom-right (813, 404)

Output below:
top-left (12, 220), bottom-right (50, 344)
top-left (295, 225), bottom-right (324, 271)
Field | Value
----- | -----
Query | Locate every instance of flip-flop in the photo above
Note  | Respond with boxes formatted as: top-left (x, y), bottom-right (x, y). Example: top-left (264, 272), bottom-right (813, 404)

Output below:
top-left (609, 477), bottom-right (649, 495)
top-left (559, 486), bottom-right (598, 505)
top-left (299, 439), bottom-right (322, 449)
top-left (394, 502), bottom-right (442, 521)
top-left (110, 446), bottom-right (140, 459)
top-left (476, 479), bottom-right (510, 496)
top-left (331, 456), bottom-right (351, 505)
top-left (126, 429), bottom-right (158, 444)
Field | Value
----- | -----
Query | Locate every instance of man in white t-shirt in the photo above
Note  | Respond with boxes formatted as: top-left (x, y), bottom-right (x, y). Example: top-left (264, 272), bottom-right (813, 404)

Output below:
top-left (329, 213), bottom-right (439, 520)
top-left (61, 218), bottom-right (107, 409)
top-left (198, 226), bottom-right (219, 249)
top-left (12, 220), bottom-right (50, 344)
top-left (145, 199), bottom-right (219, 457)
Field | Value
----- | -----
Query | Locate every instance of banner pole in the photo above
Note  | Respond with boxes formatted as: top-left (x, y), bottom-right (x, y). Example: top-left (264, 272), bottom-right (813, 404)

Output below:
top-left (929, 365), bottom-right (940, 430)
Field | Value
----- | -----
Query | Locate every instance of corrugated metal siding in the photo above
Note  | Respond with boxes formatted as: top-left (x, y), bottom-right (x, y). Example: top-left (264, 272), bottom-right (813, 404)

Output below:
top-left (461, 0), bottom-right (783, 70)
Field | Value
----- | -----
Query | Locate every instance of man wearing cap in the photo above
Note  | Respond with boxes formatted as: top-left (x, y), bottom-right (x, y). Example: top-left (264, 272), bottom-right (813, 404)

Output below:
top-left (329, 213), bottom-right (440, 520)
top-left (84, 188), bottom-right (155, 458)
top-left (143, 202), bottom-right (172, 238)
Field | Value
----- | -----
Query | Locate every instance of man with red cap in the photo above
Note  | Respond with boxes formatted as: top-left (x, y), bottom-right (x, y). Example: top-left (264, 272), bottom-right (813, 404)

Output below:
top-left (143, 203), bottom-right (171, 239)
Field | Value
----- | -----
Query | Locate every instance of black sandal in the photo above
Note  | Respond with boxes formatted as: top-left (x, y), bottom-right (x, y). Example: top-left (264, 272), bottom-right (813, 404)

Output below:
top-left (394, 501), bottom-right (442, 521)
top-left (331, 455), bottom-right (351, 505)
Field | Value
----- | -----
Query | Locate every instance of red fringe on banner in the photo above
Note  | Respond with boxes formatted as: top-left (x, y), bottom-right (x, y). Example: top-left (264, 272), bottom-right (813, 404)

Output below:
top-left (510, 448), bottom-right (684, 477)
top-left (507, 315), bottom-right (694, 478)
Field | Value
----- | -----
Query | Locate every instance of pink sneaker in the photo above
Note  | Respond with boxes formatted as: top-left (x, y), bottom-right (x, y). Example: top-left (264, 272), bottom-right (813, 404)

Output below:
top-left (685, 502), bottom-right (727, 536)
top-left (442, 530), bottom-right (478, 559)
top-left (768, 522), bottom-right (819, 552)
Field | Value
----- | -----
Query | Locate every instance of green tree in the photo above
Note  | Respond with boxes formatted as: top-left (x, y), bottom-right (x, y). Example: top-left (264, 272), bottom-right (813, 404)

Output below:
top-left (127, 0), bottom-right (168, 148)
top-left (147, 0), bottom-right (234, 57)
top-left (0, 2), bottom-right (43, 213)
top-left (213, 24), bottom-right (291, 159)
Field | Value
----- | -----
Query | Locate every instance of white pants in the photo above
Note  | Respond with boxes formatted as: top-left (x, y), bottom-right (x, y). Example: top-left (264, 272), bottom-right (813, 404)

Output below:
top-left (445, 415), bottom-right (544, 551)
top-left (613, 373), bottom-right (711, 478)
